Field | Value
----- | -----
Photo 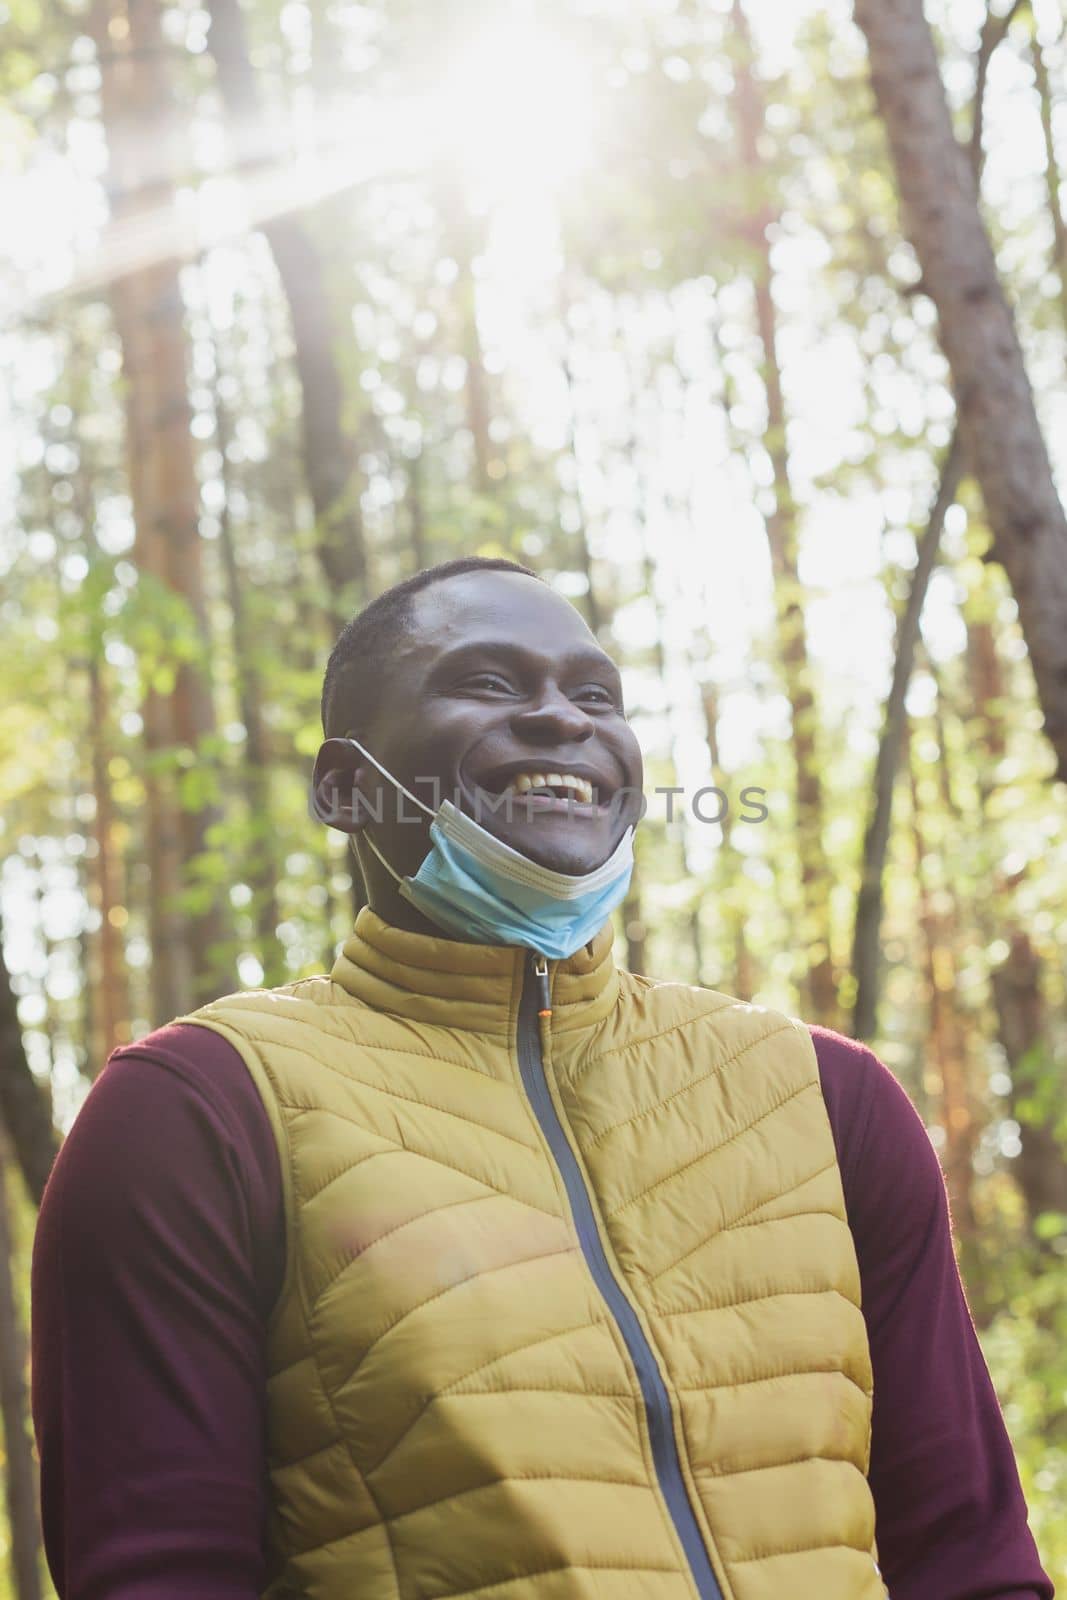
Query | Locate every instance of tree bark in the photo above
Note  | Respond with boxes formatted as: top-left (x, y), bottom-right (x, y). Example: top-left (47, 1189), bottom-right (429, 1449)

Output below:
top-left (851, 8), bottom-right (1028, 1040)
top-left (204, 0), bottom-right (367, 623)
top-left (457, 242), bottom-right (492, 501)
top-left (213, 385), bottom-right (285, 986)
top-left (699, 679), bottom-right (756, 1001)
top-left (906, 728), bottom-right (981, 1274)
top-left (0, 906), bottom-right (59, 1206)
top-left (0, 1126), bottom-right (42, 1600)
top-left (407, 438), bottom-right (430, 573)
top-left (961, 581), bottom-right (1067, 1242)
top-left (76, 466), bottom-right (134, 1060)
top-left (87, 656), bottom-right (132, 1060)
top-left (730, 0), bottom-right (836, 1024)
top-left (851, 431), bottom-right (963, 1039)
top-left (621, 866), bottom-right (648, 977)
top-left (968, 0), bottom-right (1028, 177)
top-left (991, 933), bottom-right (1067, 1235)
top-left (435, 171), bottom-right (494, 503)
top-left (92, 0), bottom-right (230, 1015)
top-left (557, 285), bottom-right (605, 639)
top-left (853, 0), bottom-right (1067, 781)
top-left (1029, 19), bottom-right (1067, 340)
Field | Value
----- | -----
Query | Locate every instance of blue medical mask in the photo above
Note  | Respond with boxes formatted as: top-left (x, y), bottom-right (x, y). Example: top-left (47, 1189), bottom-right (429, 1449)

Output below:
top-left (343, 736), bottom-right (635, 960)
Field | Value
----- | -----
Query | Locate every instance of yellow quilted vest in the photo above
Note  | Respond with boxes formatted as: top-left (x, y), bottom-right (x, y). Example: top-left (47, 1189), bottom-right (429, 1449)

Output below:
top-left (181, 908), bottom-right (884, 1600)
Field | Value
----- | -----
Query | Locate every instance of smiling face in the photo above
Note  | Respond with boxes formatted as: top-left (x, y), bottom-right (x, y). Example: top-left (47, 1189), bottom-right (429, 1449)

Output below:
top-left (313, 568), bottom-right (644, 931)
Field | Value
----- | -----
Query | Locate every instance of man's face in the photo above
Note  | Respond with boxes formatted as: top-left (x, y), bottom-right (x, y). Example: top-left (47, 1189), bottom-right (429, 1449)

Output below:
top-left (350, 569), bottom-right (644, 878)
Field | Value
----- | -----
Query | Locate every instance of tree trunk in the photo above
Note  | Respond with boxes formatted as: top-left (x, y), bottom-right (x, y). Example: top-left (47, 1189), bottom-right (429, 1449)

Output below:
top-left (458, 244), bottom-right (492, 501)
top-left (1029, 19), bottom-right (1067, 340)
top-left (699, 679), bottom-right (756, 1001)
top-left (991, 933), bottom-right (1067, 1230)
top-left (407, 436), bottom-right (430, 573)
top-left (968, 0), bottom-right (1028, 178)
top-left (204, 0), bottom-right (367, 624)
top-left (687, 905), bottom-right (706, 989)
top-left (434, 171), bottom-right (494, 503)
top-left (212, 379), bottom-right (285, 986)
top-left (906, 728), bottom-right (981, 1272)
top-left (621, 866), bottom-right (648, 977)
top-left (0, 906), bottom-right (59, 1207)
top-left (730, 0), bottom-right (836, 1024)
top-left (851, 431), bottom-right (963, 1040)
top-left (0, 1127), bottom-right (42, 1600)
top-left (101, 234), bottom-right (189, 1021)
top-left (29, 852), bottom-right (60, 1082)
top-left (850, 8), bottom-right (1026, 1040)
top-left (961, 582), bottom-right (1067, 1242)
top-left (924, 648), bottom-right (963, 821)
top-left (77, 467), bottom-right (133, 1060)
top-left (853, 0), bottom-right (1067, 781)
top-left (557, 283), bottom-right (605, 639)
top-left (92, 0), bottom-right (230, 1015)
top-left (615, 340), bottom-right (702, 977)
top-left (87, 656), bottom-right (132, 1060)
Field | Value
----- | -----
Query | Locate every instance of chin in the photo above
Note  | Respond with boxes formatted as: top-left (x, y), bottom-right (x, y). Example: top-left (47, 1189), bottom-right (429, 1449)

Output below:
top-left (498, 823), bottom-right (614, 878)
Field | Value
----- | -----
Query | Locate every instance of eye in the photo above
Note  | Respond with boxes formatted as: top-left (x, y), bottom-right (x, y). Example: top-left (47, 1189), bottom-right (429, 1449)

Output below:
top-left (574, 683), bottom-right (618, 707)
top-left (460, 671), bottom-right (514, 693)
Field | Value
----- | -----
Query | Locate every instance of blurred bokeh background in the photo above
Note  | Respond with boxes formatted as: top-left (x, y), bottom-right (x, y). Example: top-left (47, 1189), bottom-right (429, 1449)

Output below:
top-left (2, 0), bottom-right (1066, 1590)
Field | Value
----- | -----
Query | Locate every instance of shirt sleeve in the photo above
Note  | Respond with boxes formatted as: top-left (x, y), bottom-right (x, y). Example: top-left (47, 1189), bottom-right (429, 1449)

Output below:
top-left (30, 1024), bottom-right (286, 1599)
top-left (811, 1025), bottom-right (1053, 1600)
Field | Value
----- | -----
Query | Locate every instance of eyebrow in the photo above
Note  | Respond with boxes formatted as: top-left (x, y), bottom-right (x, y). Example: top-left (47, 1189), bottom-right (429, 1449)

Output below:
top-left (426, 640), bottom-right (621, 681)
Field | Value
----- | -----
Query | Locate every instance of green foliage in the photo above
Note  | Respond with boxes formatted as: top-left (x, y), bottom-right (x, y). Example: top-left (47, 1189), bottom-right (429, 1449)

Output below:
top-left (1, 0), bottom-right (1066, 1589)
top-left (983, 1261), bottom-right (1067, 1587)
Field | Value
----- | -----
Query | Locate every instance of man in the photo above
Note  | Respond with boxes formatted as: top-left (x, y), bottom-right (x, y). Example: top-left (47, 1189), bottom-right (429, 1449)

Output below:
top-left (32, 556), bottom-right (1051, 1599)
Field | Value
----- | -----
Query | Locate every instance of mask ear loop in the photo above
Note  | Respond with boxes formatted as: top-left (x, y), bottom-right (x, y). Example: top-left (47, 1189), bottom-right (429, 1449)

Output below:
top-left (341, 734), bottom-right (434, 888)
top-left (342, 734), bottom-right (436, 819)
top-left (360, 829), bottom-right (404, 886)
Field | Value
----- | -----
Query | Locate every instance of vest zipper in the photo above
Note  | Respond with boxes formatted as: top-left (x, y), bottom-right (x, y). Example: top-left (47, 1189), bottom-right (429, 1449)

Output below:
top-left (516, 950), bottom-right (725, 1600)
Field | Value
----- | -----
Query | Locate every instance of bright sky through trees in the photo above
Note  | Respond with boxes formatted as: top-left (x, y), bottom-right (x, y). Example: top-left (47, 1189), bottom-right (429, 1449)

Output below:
top-left (8, 0), bottom-right (1052, 737)
top-left (2, 0), bottom-right (1067, 1576)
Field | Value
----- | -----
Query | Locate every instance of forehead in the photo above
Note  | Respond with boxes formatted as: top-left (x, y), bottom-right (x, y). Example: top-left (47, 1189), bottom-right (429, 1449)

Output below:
top-left (403, 569), bottom-right (609, 666)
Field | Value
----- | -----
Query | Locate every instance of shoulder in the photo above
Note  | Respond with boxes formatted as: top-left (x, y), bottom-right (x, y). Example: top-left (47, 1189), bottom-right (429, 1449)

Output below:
top-left (808, 1025), bottom-right (946, 1240)
top-left (611, 970), bottom-right (816, 1082)
top-left (39, 1022), bottom-right (278, 1235)
top-left (617, 969), bottom-right (805, 1040)
top-left (809, 1026), bottom-right (884, 1180)
top-left (35, 1022), bottom-right (284, 1319)
top-left (809, 1025), bottom-right (932, 1156)
top-left (182, 973), bottom-right (374, 1048)
top-left (184, 973), bottom-right (338, 1021)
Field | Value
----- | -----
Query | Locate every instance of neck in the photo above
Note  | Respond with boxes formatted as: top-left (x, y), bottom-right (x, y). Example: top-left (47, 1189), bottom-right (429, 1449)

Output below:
top-left (352, 839), bottom-right (457, 940)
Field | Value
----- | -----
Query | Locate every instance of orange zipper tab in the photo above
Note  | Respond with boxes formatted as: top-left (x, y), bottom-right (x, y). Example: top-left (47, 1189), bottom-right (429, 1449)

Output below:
top-left (533, 954), bottom-right (552, 1017)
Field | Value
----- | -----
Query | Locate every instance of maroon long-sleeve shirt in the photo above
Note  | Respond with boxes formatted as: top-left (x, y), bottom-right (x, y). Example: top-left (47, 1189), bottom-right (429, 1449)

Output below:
top-left (30, 1019), bottom-right (1052, 1600)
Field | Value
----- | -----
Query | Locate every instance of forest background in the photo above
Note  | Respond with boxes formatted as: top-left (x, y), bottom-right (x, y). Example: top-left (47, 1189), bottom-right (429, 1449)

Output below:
top-left (1, 0), bottom-right (1066, 1591)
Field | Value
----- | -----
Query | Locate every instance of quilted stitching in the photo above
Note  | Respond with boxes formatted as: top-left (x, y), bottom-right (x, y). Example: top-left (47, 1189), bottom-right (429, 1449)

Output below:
top-left (604, 1078), bottom-right (818, 1219)
top-left (586, 1020), bottom-right (796, 1146)
top-left (185, 933), bottom-right (881, 1600)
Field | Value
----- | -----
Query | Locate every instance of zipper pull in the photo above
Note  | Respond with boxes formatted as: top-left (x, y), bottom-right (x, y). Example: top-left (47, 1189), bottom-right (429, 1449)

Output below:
top-left (532, 953), bottom-right (552, 1018)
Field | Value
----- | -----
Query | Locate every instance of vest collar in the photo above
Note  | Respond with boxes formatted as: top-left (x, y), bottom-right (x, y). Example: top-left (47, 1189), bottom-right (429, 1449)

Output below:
top-left (330, 907), bottom-right (620, 1037)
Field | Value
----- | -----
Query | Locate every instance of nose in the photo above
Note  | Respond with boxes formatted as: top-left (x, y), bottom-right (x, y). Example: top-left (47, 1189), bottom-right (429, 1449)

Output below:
top-left (512, 684), bottom-right (596, 746)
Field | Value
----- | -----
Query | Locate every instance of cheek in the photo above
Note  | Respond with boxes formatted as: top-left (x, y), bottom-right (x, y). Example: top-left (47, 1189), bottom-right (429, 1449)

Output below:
top-left (616, 728), bottom-right (644, 789)
top-left (392, 719), bottom-right (483, 791)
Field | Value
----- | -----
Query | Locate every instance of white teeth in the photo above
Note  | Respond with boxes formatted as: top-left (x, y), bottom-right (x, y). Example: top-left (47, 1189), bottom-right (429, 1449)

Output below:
top-left (499, 771), bottom-right (595, 803)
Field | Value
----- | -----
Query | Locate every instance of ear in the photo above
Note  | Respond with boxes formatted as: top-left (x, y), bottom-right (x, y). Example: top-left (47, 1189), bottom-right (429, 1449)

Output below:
top-left (310, 738), bottom-right (368, 833)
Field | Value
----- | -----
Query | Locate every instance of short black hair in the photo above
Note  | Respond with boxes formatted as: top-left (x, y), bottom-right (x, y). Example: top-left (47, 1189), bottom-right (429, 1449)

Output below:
top-left (321, 556), bottom-right (541, 738)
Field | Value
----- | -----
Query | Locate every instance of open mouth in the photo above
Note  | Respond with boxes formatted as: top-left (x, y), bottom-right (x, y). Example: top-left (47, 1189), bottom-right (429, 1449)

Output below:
top-left (501, 771), bottom-right (595, 803)
top-left (472, 767), bottom-right (614, 814)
